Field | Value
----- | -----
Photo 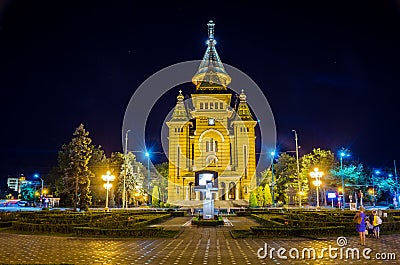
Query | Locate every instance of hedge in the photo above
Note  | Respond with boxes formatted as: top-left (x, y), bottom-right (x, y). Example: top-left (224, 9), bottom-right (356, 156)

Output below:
top-left (73, 227), bottom-right (164, 237)
top-left (250, 226), bottom-right (345, 237)
top-left (0, 221), bottom-right (12, 228)
top-left (191, 216), bottom-right (224, 226)
top-left (12, 221), bottom-right (90, 234)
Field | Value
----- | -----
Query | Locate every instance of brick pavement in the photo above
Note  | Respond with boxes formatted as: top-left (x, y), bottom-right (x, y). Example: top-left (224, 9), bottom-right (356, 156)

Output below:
top-left (0, 217), bottom-right (399, 264)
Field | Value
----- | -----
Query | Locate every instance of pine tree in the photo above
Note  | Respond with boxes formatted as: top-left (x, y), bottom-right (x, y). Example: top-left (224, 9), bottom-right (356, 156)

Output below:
top-left (263, 184), bottom-right (272, 206)
top-left (249, 191), bottom-right (258, 207)
top-left (152, 185), bottom-right (160, 207)
top-left (256, 186), bottom-right (265, 206)
top-left (60, 124), bottom-right (94, 211)
top-left (118, 152), bottom-right (145, 207)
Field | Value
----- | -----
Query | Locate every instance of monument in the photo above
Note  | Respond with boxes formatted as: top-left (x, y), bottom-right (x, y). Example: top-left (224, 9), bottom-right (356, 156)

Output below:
top-left (195, 180), bottom-right (218, 219)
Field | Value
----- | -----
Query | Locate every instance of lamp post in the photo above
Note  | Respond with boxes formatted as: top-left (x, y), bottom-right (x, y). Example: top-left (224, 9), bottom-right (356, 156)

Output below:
top-left (34, 174), bottom-right (43, 197)
top-left (270, 151), bottom-right (275, 206)
top-left (145, 152), bottom-right (151, 206)
top-left (102, 171), bottom-right (115, 212)
top-left (310, 167), bottom-right (323, 209)
top-left (34, 174), bottom-right (44, 207)
top-left (292, 130), bottom-right (301, 207)
top-left (123, 129), bottom-right (131, 209)
top-left (372, 170), bottom-right (380, 207)
top-left (339, 151), bottom-right (350, 209)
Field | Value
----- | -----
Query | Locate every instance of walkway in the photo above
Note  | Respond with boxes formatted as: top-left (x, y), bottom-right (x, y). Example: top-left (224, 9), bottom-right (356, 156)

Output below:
top-left (0, 217), bottom-right (399, 264)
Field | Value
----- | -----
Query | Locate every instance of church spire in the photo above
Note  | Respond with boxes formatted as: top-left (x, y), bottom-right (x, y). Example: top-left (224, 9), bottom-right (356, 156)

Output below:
top-left (192, 20), bottom-right (231, 90)
top-left (170, 90), bottom-right (190, 121)
top-left (236, 90), bottom-right (254, 121)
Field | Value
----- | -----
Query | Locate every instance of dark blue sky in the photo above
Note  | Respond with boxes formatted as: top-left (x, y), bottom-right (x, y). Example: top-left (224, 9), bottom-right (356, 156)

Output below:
top-left (1, 1), bottom-right (400, 180)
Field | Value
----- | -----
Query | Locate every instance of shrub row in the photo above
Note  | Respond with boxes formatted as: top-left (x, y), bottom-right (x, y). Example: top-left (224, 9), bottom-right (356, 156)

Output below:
top-left (73, 227), bottom-right (164, 237)
top-left (191, 216), bottom-right (224, 226)
top-left (251, 214), bottom-right (285, 227)
top-left (12, 221), bottom-right (90, 234)
top-left (250, 226), bottom-right (345, 237)
top-left (0, 221), bottom-right (12, 228)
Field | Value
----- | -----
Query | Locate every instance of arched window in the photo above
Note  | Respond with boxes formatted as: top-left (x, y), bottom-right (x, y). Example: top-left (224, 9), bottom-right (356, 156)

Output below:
top-left (200, 102), bottom-right (203, 109)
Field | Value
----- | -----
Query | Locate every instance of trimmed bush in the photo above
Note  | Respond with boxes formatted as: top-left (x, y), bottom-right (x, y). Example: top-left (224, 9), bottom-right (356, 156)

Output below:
top-left (192, 216), bottom-right (224, 226)
top-left (73, 227), bottom-right (164, 237)
top-left (250, 226), bottom-right (345, 237)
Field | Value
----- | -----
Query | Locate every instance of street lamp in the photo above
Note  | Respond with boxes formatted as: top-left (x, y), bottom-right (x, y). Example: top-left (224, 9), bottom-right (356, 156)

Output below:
top-left (270, 151), bottom-right (275, 206)
top-left (339, 151), bottom-right (350, 209)
top-left (123, 129), bottom-right (131, 209)
top-left (34, 174), bottom-right (44, 207)
top-left (372, 170), bottom-right (380, 207)
top-left (102, 171), bottom-right (115, 212)
top-left (145, 152), bottom-right (151, 206)
top-left (34, 174), bottom-right (43, 196)
top-left (310, 167), bottom-right (323, 209)
top-left (292, 130), bottom-right (301, 207)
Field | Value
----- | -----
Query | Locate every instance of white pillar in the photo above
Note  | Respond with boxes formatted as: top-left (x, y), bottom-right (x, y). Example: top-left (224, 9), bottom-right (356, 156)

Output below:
top-left (185, 187), bottom-right (189, 200)
top-left (196, 191), bottom-right (200, 200)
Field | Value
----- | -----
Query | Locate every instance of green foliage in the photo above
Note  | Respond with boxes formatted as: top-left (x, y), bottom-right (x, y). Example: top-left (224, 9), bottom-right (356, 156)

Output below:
top-left (249, 191), bottom-right (258, 207)
top-left (59, 124), bottom-right (94, 211)
top-left (154, 162), bottom-right (168, 202)
top-left (300, 148), bottom-right (336, 205)
top-left (118, 152), bottom-right (146, 206)
top-left (152, 185), bottom-right (160, 207)
top-left (19, 183), bottom-right (35, 202)
top-left (263, 184), bottom-right (272, 206)
top-left (255, 186), bottom-right (265, 206)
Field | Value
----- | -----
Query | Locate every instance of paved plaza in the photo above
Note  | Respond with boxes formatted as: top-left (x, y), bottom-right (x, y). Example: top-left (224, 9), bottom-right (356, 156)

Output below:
top-left (0, 217), bottom-right (399, 264)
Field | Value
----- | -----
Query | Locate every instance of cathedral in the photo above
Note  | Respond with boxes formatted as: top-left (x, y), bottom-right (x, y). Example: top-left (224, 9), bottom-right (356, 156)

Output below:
top-left (167, 21), bottom-right (257, 206)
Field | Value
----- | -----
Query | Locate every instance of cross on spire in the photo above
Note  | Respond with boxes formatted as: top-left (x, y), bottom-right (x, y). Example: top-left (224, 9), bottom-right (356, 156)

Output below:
top-left (207, 20), bottom-right (215, 41)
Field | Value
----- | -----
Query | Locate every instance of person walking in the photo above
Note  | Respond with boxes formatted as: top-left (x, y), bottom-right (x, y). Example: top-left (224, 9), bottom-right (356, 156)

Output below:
top-left (354, 206), bottom-right (367, 245)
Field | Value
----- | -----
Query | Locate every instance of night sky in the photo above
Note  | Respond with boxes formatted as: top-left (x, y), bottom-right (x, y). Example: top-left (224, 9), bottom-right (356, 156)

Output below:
top-left (1, 1), bottom-right (400, 181)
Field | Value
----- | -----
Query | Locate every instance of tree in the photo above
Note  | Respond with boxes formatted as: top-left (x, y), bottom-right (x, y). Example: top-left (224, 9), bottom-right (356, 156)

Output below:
top-left (300, 148), bottom-right (336, 206)
top-left (59, 124), bottom-right (94, 211)
top-left (118, 152), bottom-right (146, 206)
top-left (273, 153), bottom-right (297, 204)
top-left (263, 184), bottom-right (272, 206)
top-left (255, 186), bottom-right (265, 206)
top-left (20, 183), bottom-right (35, 202)
top-left (249, 191), bottom-right (258, 207)
top-left (155, 162), bottom-right (168, 202)
top-left (152, 185), bottom-right (160, 207)
top-left (88, 146), bottom-right (108, 206)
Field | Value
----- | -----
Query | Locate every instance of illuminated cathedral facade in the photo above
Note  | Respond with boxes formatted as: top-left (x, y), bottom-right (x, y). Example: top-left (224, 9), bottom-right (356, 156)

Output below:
top-left (167, 21), bottom-right (257, 205)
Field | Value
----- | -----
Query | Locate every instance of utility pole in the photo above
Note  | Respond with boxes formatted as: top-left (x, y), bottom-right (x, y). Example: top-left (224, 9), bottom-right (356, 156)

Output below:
top-left (271, 151), bottom-right (275, 206)
top-left (292, 130), bottom-right (301, 207)
top-left (123, 129), bottom-right (131, 209)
